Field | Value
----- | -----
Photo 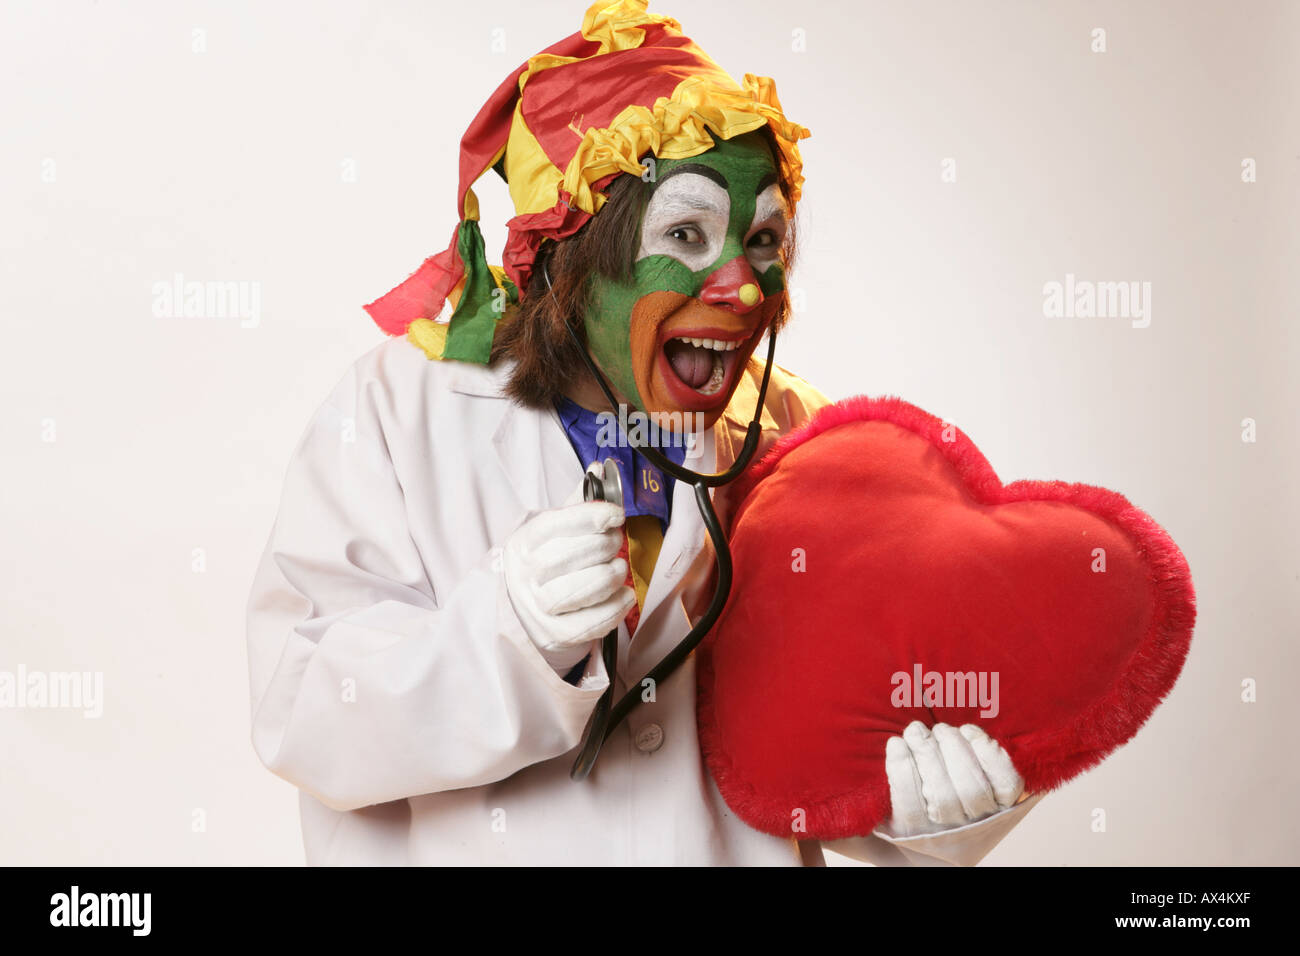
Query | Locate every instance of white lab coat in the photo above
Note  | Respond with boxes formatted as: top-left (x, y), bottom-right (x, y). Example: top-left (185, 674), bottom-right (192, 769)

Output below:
top-left (246, 337), bottom-right (1039, 865)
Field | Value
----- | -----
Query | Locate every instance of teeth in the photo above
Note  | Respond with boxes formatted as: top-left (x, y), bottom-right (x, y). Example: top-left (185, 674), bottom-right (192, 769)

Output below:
top-left (674, 335), bottom-right (739, 352)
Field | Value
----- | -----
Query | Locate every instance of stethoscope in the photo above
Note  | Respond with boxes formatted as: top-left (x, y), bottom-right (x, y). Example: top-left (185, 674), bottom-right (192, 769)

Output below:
top-left (541, 259), bottom-right (778, 779)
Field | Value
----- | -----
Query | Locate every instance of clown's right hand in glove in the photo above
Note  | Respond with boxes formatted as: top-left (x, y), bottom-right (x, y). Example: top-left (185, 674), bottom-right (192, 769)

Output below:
top-left (503, 493), bottom-right (636, 673)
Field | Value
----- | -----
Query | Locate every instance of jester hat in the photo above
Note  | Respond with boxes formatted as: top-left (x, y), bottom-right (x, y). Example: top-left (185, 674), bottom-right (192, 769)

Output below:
top-left (363, 0), bottom-right (812, 364)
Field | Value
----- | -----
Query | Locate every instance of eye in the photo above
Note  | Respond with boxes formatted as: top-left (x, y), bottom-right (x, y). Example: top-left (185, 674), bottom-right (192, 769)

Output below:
top-left (667, 224), bottom-right (705, 244)
top-left (748, 229), bottom-right (781, 250)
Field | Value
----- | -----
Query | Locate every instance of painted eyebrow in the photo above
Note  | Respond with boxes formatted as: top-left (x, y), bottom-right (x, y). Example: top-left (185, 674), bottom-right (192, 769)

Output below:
top-left (756, 171), bottom-right (778, 195)
top-left (653, 163), bottom-right (728, 192)
top-left (754, 187), bottom-right (790, 224)
top-left (654, 192), bottom-right (726, 214)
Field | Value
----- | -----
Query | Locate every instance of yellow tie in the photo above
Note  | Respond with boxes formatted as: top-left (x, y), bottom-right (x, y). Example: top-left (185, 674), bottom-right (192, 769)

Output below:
top-left (625, 514), bottom-right (665, 611)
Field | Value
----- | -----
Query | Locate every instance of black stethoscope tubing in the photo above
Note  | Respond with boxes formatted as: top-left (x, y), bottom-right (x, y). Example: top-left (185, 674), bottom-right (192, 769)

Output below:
top-left (540, 260), bottom-right (777, 779)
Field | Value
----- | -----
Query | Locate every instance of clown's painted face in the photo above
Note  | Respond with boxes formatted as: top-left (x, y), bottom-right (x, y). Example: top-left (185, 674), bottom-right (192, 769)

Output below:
top-left (583, 130), bottom-right (789, 430)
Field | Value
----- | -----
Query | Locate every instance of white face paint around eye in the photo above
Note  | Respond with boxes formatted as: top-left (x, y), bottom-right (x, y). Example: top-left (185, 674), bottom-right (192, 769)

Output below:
top-left (636, 172), bottom-right (730, 272)
top-left (746, 183), bottom-right (789, 274)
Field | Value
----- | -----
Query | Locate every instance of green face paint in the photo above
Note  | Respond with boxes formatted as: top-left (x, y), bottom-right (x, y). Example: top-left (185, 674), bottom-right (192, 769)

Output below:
top-left (582, 129), bottom-right (790, 422)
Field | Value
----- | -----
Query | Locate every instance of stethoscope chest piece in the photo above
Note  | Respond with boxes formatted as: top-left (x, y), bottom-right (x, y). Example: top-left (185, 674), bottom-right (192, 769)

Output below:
top-left (583, 458), bottom-right (623, 510)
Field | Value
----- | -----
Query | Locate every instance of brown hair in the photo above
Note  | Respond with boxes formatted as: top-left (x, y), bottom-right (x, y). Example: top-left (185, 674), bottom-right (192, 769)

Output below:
top-left (489, 124), bottom-right (800, 408)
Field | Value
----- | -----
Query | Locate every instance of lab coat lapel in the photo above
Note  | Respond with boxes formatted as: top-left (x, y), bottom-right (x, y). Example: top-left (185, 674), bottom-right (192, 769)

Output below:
top-left (446, 359), bottom-right (581, 514)
top-left (492, 400), bottom-right (584, 513)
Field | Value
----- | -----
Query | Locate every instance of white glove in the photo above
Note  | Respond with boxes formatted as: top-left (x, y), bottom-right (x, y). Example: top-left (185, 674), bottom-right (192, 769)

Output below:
top-left (503, 488), bottom-right (636, 672)
top-left (879, 721), bottom-right (1025, 838)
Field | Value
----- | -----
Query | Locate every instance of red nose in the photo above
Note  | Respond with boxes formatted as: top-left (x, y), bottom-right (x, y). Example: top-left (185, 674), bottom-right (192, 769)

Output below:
top-left (698, 255), bottom-right (762, 314)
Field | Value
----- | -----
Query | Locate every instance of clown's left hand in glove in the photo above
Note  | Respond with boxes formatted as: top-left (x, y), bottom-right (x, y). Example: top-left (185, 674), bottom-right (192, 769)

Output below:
top-left (880, 721), bottom-right (1026, 837)
top-left (822, 720), bottom-right (1037, 866)
top-left (503, 490), bottom-right (637, 673)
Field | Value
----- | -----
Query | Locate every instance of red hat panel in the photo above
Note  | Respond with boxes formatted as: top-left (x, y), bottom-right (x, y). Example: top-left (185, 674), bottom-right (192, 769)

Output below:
top-left (521, 29), bottom-right (733, 175)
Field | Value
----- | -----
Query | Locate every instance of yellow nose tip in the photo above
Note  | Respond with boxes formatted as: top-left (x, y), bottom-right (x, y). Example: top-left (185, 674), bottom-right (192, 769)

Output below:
top-left (739, 283), bottom-right (761, 307)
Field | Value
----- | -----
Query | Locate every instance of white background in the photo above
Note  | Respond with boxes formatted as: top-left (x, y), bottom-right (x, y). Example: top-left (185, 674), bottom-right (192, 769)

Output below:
top-left (1, 0), bottom-right (1296, 864)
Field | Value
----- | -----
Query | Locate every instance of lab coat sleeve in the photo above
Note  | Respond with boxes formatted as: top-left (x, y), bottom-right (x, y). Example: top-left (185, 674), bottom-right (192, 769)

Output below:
top-left (820, 793), bottom-right (1044, 866)
top-left (246, 378), bottom-right (610, 813)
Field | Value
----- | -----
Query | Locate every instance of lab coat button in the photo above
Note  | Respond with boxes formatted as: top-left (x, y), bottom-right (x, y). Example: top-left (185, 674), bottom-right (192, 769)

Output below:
top-left (634, 723), bottom-right (664, 753)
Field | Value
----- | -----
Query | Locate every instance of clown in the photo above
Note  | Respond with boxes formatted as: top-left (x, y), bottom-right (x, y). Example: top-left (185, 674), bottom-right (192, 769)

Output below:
top-left (246, 0), bottom-right (1039, 866)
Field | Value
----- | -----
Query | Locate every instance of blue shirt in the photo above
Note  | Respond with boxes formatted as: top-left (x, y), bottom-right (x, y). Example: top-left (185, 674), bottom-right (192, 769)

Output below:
top-left (552, 396), bottom-right (689, 535)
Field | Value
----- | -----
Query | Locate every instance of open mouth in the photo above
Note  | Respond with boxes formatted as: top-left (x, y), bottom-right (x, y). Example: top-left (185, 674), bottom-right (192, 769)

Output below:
top-left (661, 335), bottom-right (746, 398)
top-left (629, 290), bottom-right (780, 421)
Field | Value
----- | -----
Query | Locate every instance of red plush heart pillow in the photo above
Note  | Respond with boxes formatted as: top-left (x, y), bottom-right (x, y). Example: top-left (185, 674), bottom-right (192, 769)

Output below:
top-left (696, 396), bottom-right (1195, 840)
